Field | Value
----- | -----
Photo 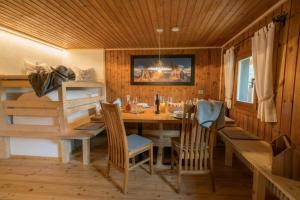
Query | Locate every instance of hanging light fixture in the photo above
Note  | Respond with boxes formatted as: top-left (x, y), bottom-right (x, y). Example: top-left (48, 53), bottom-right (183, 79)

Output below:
top-left (148, 28), bottom-right (171, 72)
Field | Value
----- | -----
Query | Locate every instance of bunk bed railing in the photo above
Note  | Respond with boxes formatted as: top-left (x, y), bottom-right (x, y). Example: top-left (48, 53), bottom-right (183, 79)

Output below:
top-left (0, 75), bottom-right (106, 137)
top-left (0, 100), bottom-right (62, 138)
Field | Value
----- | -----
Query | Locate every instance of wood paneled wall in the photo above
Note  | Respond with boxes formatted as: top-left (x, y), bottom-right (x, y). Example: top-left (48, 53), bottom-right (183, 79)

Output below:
top-left (105, 49), bottom-right (221, 104)
top-left (221, 0), bottom-right (300, 146)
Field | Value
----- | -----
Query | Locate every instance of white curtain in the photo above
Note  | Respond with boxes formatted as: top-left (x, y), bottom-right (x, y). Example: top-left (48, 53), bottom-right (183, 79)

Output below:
top-left (224, 47), bottom-right (235, 109)
top-left (252, 22), bottom-right (277, 122)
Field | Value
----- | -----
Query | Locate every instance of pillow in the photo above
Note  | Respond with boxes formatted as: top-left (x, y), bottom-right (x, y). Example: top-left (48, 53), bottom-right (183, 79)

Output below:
top-left (23, 61), bottom-right (51, 75)
top-left (72, 67), bottom-right (97, 81)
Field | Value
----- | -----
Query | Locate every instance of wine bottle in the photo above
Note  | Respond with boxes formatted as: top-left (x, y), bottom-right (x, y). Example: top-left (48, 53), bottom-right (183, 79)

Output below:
top-left (155, 94), bottom-right (160, 114)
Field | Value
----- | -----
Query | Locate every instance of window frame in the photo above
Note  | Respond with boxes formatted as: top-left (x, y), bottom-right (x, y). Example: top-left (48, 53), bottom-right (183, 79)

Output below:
top-left (233, 48), bottom-right (257, 113)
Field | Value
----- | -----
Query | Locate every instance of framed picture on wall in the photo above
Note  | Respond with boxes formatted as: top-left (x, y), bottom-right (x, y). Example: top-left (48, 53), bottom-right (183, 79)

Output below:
top-left (130, 55), bottom-right (195, 85)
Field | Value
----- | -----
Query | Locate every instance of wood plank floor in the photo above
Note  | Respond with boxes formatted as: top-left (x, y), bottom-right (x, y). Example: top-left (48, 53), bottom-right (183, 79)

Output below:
top-left (0, 135), bottom-right (278, 200)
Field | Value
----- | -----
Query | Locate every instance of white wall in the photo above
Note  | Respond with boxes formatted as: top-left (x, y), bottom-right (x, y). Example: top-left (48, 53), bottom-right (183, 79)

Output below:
top-left (0, 30), bottom-right (106, 157)
top-left (62, 49), bottom-right (105, 82)
top-left (0, 31), bottom-right (106, 82)
top-left (0, 30), bottom-right (63, 74)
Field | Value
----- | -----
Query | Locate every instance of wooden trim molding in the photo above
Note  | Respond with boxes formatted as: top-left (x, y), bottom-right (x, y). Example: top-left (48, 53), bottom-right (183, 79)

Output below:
top-left (105, 47), bottom-right (221, 51)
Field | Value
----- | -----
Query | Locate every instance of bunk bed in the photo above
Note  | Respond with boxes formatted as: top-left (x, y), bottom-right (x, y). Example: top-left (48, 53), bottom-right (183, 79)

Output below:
top-left (0, 75), bottom-right (106, 164)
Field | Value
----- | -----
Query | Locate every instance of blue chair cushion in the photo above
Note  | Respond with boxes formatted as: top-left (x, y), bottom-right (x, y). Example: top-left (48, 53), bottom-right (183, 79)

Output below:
top-left (127, 134), bottom-right (152, 152)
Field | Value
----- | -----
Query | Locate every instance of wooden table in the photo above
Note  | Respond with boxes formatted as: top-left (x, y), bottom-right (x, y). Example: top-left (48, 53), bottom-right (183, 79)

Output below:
top-left (92, 109), bottom-right (236, 167)
top-left (92, 108), bottom-right (180, 123)
top-left (218, 128), bottom-right (300, 200)
top-left (92, 108), bottom-right (181, 167)
top-left (92, 109), bottom-right (235, 125)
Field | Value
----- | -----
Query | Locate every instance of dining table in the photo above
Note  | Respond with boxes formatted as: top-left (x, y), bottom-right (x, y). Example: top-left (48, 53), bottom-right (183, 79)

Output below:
top-left (91, 107), bottom-right (236, 167)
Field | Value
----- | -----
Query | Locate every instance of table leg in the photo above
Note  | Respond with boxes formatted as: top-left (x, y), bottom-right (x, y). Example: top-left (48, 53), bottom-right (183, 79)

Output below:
top-left (60, 140), bottom-right (71, 163)
top-left (137, 122), bottom-right (143, 161)
top-left (0, 136), bottom-right (10, 159)
top-left (137, 122), bottom-right (143, 135)
top-left (252, 169), bottom-right (266, 200)
top-left (225, 141), bottom-right (233, 167)
top-left (155, 123), bottom-right (164, 167)
top-left (179, 124), bottom-right (182, 135)
top-left (82, 139), bottom-right (90, 165)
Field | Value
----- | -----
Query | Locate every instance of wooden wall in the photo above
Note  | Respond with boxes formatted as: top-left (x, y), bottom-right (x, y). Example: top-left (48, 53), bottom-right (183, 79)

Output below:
top-left (221, 0), bottom-right (300, 146)
top-left (105, 49), bottom-right (221, 104)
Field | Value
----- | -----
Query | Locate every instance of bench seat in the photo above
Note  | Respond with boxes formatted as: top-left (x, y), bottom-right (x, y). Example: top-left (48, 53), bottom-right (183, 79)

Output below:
top-left (59, 122), bottom-right (105, 165)
top-left (0, 122), bottom-right (106, 165)
top-left (60, 124), bottom-right (105, 140)
top-left (218, 126), bottom-right (300, 200)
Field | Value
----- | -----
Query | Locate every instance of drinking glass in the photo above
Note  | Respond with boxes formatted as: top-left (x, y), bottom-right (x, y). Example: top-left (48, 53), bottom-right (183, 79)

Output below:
top-left (134, 97), bottom-right (138, 104)
top-left (159, 96), bottom-right (163, 102)
top-left (167, 97), bottom-right (173, 104)
top-left (193, 98), bottom-right (198, 105)
top-left (126, 94), bottom-right (130, 103)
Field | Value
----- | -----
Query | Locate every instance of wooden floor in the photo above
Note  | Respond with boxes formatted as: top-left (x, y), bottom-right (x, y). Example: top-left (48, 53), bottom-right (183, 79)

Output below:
top-left (0, 135), bottom-right (278, 200)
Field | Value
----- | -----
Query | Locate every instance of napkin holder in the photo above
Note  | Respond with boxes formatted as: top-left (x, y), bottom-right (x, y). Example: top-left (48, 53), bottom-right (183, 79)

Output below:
top-left (271, 135), bottom-right (300, 180)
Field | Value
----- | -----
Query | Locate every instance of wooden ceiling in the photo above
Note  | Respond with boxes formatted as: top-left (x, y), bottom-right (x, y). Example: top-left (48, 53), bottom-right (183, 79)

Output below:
top-left (0, 0), bottom-right (277, 49)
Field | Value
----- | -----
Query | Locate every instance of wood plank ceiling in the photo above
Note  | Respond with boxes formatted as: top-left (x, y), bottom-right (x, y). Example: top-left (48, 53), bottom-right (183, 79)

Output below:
top-left (0, 0), bottom-right (278, 49)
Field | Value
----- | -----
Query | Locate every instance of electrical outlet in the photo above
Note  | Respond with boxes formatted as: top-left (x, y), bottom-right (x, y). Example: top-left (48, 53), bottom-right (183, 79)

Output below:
top-left (198, 90), bottom-right (204, 95)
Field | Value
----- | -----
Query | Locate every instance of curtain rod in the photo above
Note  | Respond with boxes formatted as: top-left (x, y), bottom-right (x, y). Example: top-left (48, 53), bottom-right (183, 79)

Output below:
top-left (222, 0), bottom-right (288, 48)
top-left (225, 12), bottom-right (287, 50)
top-left (105, 47), bottom-right (221, 51)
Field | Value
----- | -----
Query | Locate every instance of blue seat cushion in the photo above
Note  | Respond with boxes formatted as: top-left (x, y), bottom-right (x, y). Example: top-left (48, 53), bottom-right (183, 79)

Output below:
top-left (127, 134), bottom-right (152, 152)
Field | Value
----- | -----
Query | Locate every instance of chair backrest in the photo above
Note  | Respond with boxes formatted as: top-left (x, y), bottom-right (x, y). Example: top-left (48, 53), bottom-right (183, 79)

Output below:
top-left (101, 102), bottom-right (128, 170)
top-left (180, 104), bottom-right (217, 172)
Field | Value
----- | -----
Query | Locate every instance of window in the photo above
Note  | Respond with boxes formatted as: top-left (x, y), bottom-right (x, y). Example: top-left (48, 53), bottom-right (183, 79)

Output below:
top-left (236, 56), bottom-right (254, 104)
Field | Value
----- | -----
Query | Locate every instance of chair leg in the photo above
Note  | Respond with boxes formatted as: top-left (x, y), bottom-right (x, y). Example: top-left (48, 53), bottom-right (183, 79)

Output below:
top-left (210, 171), bottom-right (216, 192)
top-left (123, 170), bottom-right (129, 194)
top-left (106, 161), bottom-right (111, 177)
top-left (149, 144), bottom-right (153, 175)
top-left (171, 146), bottom-right (175, 170)
top-left (210, 157), bottom-right (216, 192)
top-left (177, 170), bottom-right (181, 193)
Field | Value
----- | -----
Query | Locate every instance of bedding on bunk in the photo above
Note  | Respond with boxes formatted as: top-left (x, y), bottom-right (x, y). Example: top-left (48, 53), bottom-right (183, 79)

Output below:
top-left (23, 61), bottom-right (97, 82)
top-left (72, 67), bottom-right (97, 82)
top-left (28, 65), bottom-right (75, 97)
top-left (23, 61), bottom-right (52, 74)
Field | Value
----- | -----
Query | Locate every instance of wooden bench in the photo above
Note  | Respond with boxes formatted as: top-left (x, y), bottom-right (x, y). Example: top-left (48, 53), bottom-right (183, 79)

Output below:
top-left (224, 116), bottom-right (237, 127)
top-left (0, 121), bottom-right (105, 165)
top-left (218, 127), bottom-right (300, 200)
top-left (59, 122), bottom-right (105, 165)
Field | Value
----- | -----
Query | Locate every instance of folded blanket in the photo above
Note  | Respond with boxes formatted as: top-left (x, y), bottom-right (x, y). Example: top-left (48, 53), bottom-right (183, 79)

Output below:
top-left (196, 99), bottom-right (224, 129)
top-left (28, 65), bottom-right (75, 97)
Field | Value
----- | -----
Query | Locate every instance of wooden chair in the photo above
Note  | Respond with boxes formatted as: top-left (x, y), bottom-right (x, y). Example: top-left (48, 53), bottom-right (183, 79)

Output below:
top-left (171, 104), bottom-right (217, 193)
top-left (101, 102), bottom-right (153, 194)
